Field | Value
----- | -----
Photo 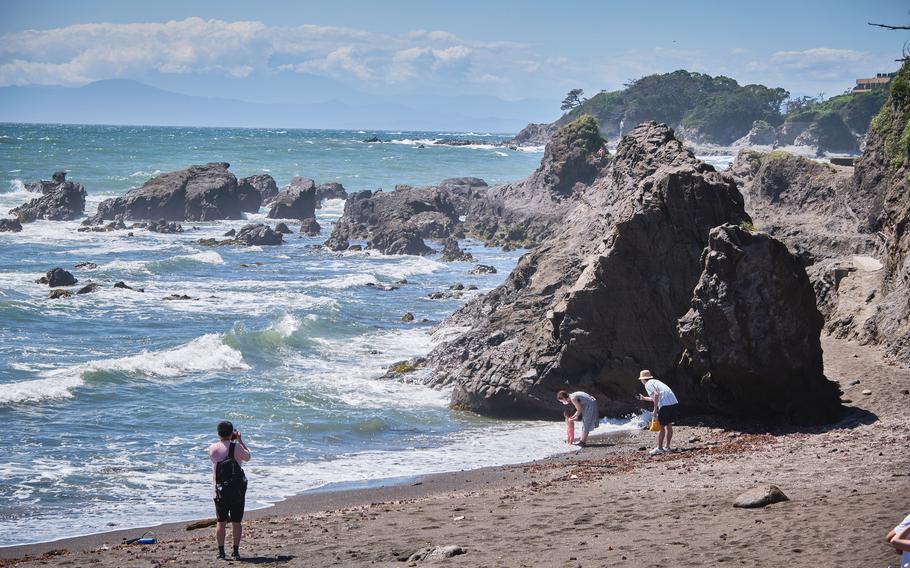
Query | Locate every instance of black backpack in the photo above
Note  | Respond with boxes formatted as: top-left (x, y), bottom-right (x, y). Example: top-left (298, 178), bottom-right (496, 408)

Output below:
top-left (215, 441), bottom-right (247, 503)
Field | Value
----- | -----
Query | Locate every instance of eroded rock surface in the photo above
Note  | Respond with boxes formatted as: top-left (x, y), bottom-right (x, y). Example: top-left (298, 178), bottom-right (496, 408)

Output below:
top-left (427, 122), bottom-right (750, 418)
top-left (267, 177), bottom-right (317, 220)
top-left (10, 171), bottom-right (86, 222)
top-left (91, 162), bottom-right (242, 222)
top-left (676, 225), bottom-right (841, 423)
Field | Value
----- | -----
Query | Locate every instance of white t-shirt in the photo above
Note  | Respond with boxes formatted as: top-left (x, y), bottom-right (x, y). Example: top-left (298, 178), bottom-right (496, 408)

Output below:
top-left (645, 379), bottom-right (678, 408)
top-left (896, 513), bottom-right (910, 568)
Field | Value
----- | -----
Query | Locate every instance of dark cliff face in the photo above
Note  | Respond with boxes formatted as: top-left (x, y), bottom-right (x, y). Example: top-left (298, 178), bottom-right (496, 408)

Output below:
top-left (427, 122), bottom-right (756, 418)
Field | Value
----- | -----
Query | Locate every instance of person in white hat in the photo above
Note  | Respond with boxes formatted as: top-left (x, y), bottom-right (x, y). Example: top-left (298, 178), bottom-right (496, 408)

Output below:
top-left (637, 369), bottom-right (679, 456)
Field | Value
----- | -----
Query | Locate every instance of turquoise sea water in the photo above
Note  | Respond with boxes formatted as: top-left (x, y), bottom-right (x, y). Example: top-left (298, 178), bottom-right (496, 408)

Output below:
top-left (0, 124), bottom-right (649, 546)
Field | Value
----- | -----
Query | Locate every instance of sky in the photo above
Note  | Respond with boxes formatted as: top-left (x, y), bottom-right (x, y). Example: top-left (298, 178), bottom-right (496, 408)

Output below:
top-left (0, 0), bottom-right (908, 125)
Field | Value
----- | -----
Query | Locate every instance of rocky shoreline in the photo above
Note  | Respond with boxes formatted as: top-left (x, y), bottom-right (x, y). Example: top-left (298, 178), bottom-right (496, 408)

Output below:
top-left (1, 334), bottom-right (905, 567)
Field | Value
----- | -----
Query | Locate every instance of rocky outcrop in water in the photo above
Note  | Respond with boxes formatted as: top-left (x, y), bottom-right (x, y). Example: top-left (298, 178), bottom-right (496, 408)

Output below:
top-left (199, 223), bottom-right (283, 246)
top-left (25, 171), bottom-right (68, 193)
top-left (509, 123), bottom-right (556, 147)
top-left (315, 182), bottom-right (347, 204)
top-left (426, 122), bottom-right (752, 418)
top-left (267, 177), bottom-right (317, 220)
top-left (370, 227), bottom-right (433, 256)
top-left (675, 225), bottom-right (841, 423)
top-left (91, 162), bottom-right (243, 222)
top-left (10, 171), bottom-right (86, 222)
top-left (0, 218), bottom-right (23, 232)
top-left (37, 267), bottom-right (77, 287)
top-left (440, 238), bottom-right (474, 262)
top-left (239, 174), bottom-right (278, 204)
top-left (300, 217), bottom-right (321, 236)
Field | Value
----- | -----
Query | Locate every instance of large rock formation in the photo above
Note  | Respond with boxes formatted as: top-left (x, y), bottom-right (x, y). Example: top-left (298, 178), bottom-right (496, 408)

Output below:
top-left (238, 174), bottom-right (279, 202)
top-left (267, 177), bottom-right (317, 220)
top-left (508, 122), bottom-right (556, 147)
top-left (325, 179), bottom-right (484, 255)
top-left (10, 171), bottom-right (86, 221)
top-left (91, 162), bottom-right (243, 222)
top-left (0, 218), bottom-right (23, 232)
top-left (426, 122), bottom-right (752, 418)
top-left (675, 225), bottom-right (841, 424)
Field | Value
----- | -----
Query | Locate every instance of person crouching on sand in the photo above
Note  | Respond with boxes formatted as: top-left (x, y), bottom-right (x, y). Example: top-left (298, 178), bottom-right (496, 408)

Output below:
top-left (557, 390), bottom-right (599, 447)
top-left (637, 370), bottom-right (680, 456)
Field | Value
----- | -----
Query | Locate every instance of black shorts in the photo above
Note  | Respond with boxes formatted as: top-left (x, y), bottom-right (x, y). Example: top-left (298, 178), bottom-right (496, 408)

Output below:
top-left (214, 498), bottom-right (245, 523)
top-left (658, 404), bottom-right (681, 424)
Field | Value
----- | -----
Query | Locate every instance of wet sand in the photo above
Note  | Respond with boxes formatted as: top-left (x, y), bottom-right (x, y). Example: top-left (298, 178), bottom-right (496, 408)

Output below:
top-left (2, 335), bottom-right (908, 567)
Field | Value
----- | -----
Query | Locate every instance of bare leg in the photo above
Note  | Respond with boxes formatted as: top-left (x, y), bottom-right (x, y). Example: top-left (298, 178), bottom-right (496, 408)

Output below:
top-left (665, 424), bottom-right (673, 450)
top-left (579, 430), bottom-right (589, 444)
top-left (232, 522), bottom-right (242, 549)
top-left (215, 521), bottom-right (226, 547)
top-left (657, 429), bottom-right (665, 449)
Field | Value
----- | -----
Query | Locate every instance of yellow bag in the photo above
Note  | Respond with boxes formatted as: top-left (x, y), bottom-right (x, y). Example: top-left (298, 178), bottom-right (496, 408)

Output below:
top-left (648, 418), bottom-right (661, 432)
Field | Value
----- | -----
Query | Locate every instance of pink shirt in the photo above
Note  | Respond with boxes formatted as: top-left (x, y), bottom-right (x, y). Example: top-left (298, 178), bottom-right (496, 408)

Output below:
top-left (209, 440), bottom-right (251, 496)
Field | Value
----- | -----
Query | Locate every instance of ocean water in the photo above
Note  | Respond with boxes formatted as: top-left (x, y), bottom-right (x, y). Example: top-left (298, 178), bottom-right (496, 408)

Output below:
top-left (0, 124), bottom-right (646, 547)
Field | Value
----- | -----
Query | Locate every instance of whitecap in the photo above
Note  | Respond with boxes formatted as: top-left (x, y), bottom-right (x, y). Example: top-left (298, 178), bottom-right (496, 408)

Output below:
top-left (0, 334), bottom-right (247, 405)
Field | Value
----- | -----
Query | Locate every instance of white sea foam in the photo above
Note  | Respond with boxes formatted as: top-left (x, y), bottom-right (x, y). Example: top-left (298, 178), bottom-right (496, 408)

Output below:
top-left (0, 334), bottom-right (248, 405)
top-left (173, 250), bottom-right (224, 265)
top-left (269, 313), bottom-right (301, 337)
top-left (494, 151), bottom-right (509, 157)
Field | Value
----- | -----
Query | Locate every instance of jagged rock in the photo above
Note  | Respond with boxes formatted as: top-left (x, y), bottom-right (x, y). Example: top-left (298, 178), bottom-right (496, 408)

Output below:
top-left (324, 233), bottom-right (350, 252)
top-left (347, 244), bottom-right (362, 251)
top-left (236, 180), bottom-right (263, 213)
top-left (274, 222), bottom-right (292, 234)
top-left (25, 170), bottom-right (68, 193)
top-left (463, 116), bottom-right (607, 248)
top-left (76, 220), bottom-right (128, 233)
top-left (0, 218), bottom-right (23, 232)
top-left (48, 289), bottom-right (72, 299)
top-left (299, 217), bottom-right (321, 236)
top-left (363, 136), bottom-right (381, 143)
top-left (402, 312), bottom-right (415, 322)
top-left (733, 485), bottom-right (789, 508)
top-left (470, 265), bottom-right (497, 275)
top-left (426, 122), bottom-right (750, 418)
top-left (146, 219), bottom-right (183, 233)
top-left (510, 122), bottom-right (556, 146)
top-left (223, 228), bottom-right (236, 237)
top-left (238, 174), bottom-right (279, 203)
top-left (38, 267), bottom-right (77, 287)
top-left (407, 545), bottom-right (466, 562)
top-left (113, 281), bottom-right (144, 292)
top-left (315, 182), bottom-right (347, 205)
top-left (675, 225), bottom-right (842, 423)
top-left (234, 223), bottom-right (283, 246)
top-left (369, 227), bottom-right (433, 256)
top-left (89, 162), bottom-right (242, 222)
top-left (75, 283), bottom-right (100, 295)
top-left (328, 184), bottom-right (468, 248)
top-left (268, 177), bottom-right (317, 220)
top-left (74, 262), bottom-right (97, 269)
top-left (729, 150), bottom-right (874, 263)
top-left (732, 120), bottom-right (778, 147)
top-left (440, 238), bottom-right (474, 262)
top-left (164, 294), bottom-right (193, 301)
top-left (10, 172), bottom-right (86, 222)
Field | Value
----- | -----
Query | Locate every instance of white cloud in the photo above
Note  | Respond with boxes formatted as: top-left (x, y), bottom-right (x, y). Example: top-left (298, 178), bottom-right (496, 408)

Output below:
top-left (0, 17), bottom-right (529, 91)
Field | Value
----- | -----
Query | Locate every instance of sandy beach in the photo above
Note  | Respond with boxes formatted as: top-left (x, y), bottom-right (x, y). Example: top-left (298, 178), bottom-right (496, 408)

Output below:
top-left (2, 334), bottom-right (907, 567)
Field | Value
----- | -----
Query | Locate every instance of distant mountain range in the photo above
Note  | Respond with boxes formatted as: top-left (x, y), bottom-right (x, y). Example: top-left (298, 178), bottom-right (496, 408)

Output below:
top-left (0, 79), bottom-right (553, 132)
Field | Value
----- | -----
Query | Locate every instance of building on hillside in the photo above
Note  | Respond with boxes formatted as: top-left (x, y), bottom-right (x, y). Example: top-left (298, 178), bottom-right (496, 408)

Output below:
top-left (852, 72), bottom-right (896, 93)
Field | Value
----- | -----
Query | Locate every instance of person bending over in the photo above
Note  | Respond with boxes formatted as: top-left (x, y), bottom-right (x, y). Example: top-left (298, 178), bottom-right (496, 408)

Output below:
top-left (209, 420), bottom-right (251, 560)
top-left (888, 512), bottom-right (910, 568)
top-left (637, 370), bottom-right (680, 456)
top-left (557, 390), bottom-right (599, 447)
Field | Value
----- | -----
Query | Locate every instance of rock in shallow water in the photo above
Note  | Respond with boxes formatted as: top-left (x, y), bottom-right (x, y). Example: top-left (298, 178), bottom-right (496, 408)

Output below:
top-left (0, 218), bottom-right (23, 232)
top-left (10, 172), bottom-right (86, 222)
top-left (37, 267), bottom-right (77, 287)
top-left (267, 177), bottom-right (317, 220)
